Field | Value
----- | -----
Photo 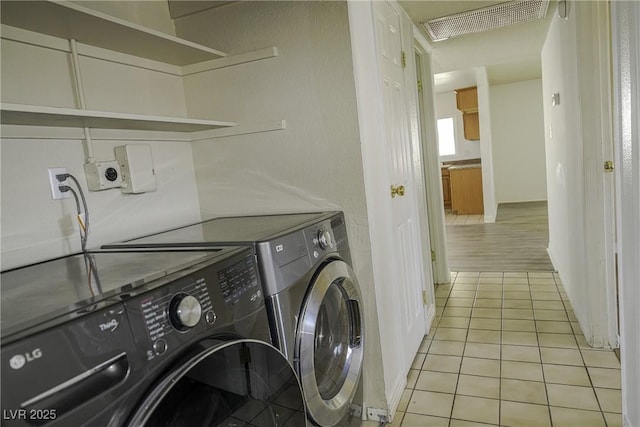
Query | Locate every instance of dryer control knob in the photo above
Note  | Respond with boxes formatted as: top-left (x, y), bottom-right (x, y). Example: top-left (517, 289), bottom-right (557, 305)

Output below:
top-left (317, 228), bottom-right (334, 250)
top-left (169, 294), bottom-right (202, 331)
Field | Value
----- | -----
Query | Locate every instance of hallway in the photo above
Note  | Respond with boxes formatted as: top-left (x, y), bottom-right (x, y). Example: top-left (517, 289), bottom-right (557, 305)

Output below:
top-left (446, 202), bottom-right (554, 272)
top-left (390, 271), bottom-right (622, 426)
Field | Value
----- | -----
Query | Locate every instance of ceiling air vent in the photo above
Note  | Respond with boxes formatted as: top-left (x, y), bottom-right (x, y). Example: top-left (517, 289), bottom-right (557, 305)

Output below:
top-left (423, 0), bottom-right (550, 42)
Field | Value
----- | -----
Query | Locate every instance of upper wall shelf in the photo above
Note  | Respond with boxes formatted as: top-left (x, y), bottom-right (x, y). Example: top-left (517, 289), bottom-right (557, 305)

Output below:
top-left (1, 103), bottom-right (237, 132)
top-left (0, 0), bottom-right (227, 66)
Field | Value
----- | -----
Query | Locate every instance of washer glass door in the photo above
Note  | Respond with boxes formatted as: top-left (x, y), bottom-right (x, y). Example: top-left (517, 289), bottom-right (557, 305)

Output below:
top-left (128, 339), bottom-right (306, 427)
top-left (297, 260), bottom-right (364, 426)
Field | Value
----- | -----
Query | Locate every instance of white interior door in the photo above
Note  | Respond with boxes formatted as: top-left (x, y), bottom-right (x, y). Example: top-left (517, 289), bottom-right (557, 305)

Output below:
top-left (612, 2), bottom-right (640, 425)
top-left (374, 0), bottom-right (426, 372)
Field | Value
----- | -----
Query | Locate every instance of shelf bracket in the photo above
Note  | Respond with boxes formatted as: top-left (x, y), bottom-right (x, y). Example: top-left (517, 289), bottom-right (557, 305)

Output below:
top-left (69, 38), bottom-right (96, 163)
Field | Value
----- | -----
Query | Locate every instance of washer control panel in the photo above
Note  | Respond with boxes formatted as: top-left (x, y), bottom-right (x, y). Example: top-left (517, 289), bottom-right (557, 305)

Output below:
top-left (140, 277), bottom-right (213, 341)
top-left (169, 293), bottom-right (202, 330)
top-left (124, 249), bottom-right (262, 365)
top-left (218, 256), bottom-right (261, 304)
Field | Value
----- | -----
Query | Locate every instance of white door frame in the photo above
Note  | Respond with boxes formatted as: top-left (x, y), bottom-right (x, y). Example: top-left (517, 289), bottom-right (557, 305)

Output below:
top-left (413, 32), bottom-right (450, 290)
top-left (575, 0), bottom-right (618, 349)
top-left (611, 2), bottom-right (640, 426)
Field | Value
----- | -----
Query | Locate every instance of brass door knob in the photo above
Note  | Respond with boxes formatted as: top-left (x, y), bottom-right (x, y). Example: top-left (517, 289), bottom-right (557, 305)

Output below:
top-left (391, 185), bottom-right (405, 198)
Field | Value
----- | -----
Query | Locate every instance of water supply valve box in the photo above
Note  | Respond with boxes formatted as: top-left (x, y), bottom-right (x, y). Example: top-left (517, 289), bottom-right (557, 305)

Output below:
top-left (114, 144), bottom-right (157, 194)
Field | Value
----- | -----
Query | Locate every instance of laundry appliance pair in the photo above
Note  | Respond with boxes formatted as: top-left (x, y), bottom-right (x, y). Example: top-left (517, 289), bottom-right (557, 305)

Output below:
top-left (103, 211), bottom-right (365, 427)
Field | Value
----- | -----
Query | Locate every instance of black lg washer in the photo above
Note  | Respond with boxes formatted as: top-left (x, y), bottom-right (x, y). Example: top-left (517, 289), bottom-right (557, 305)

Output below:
top-left (1, 248), bottom-right (306, 426)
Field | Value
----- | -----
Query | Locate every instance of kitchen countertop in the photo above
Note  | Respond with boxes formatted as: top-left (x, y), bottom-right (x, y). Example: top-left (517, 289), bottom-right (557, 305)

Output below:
top-left (448, 163), bottom-right (481, 170)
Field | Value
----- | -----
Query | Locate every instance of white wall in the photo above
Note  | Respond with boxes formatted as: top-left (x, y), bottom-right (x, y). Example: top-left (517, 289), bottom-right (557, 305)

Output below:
top-left (174, 1), bottom-right (388, 412)
top-left (71, 1), bottom-right (176, 35)
top-left (1, 28), bottom-right (201, 270)
top-left (541, 0), bottom-right (589, 338)
top-left (490, 79), bottom-right (547, 203)
top-left (435, 92), bottom-right (482, 161)
top-left (476, 68), bottom-right (498, 223)
top-left (541, 1), bottom-right (618, 351)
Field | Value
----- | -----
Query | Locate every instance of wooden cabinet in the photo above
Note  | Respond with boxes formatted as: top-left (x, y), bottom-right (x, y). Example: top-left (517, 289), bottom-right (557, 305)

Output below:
top-left (462, 112), bottom-right (480, 140)
top-left (455, 86), bottom-right (480, 141)
top-left (455, 86), bottom-right (478, 113)
top-left (449, 165), bottom-right (484, 215)
top-left (441, 167), bottom-right (451, 209)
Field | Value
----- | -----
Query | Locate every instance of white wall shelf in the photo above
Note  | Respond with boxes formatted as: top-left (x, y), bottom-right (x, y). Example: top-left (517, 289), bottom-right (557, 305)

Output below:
top-left (0, 103), bottom-right (237, 132)
top-left (182, 47), bottom-right (280, 76)
top-left (0, 2), bottom-right (280, 140)
top-left (192, 120), bottom-right (287, 141)
top-left (0, 0), bottom-right (227, 66)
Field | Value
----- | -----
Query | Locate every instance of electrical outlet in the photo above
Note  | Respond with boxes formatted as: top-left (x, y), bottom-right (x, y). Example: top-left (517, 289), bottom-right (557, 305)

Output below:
top-left (48, 167), bottom-right (70, 200)
top-left (84, 161), bottom-right (122, 191)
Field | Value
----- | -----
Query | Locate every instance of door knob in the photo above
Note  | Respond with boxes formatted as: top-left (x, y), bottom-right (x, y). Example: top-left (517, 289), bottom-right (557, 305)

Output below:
top-left (391, 185), bottom-right (405, 198)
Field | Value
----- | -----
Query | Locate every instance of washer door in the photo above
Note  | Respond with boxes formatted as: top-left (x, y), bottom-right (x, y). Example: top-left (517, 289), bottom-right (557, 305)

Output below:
top-left (128, 339), bottom-right (306, 427)
top-left (297, 260), bottom-right (364, 427)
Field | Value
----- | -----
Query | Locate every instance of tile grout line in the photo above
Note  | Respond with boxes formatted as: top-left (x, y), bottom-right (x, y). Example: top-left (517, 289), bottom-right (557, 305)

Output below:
top-left (446, 272), bottom-right (475, 426)
top-left (528, 272), bottom-right (554, 427)
top-left (555, 274), bottom-right (611, 425)
top-left (402, 271), bottom-right (620, 427)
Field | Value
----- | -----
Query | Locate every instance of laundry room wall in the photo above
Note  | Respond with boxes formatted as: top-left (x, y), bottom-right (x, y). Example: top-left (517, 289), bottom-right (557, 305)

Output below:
top-left (174, 0), bottom-right (389, 413)
top-left (69, 0), bottom-right (176, 35)
top-left (490, 78), bottom-right (547, 203)
top-left (0, 7), bottom-right (202, 270)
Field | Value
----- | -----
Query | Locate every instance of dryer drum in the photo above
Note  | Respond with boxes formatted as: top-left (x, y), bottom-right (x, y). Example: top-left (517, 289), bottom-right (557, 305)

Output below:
top-left (296, 260), bottom-right (364, 427)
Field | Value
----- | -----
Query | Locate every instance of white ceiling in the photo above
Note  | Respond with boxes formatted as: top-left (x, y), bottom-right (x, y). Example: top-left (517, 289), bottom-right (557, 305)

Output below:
top-left (398, 0), bottom-right (555, 91)
top-left (167, 1), bottom-right (553, 92)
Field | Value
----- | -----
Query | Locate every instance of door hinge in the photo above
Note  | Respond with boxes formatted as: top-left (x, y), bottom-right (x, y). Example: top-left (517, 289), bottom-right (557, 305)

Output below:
top-left (604, 160), bottom-right (615, 173)
top-left (367, 407), bottom-right (389, 423)
top-left (401, 50), bottom-right (407, 68)
top-left (431, 250), bottom-right (436, 262)
top-left (423, 290), bottom-right (429, 305)
top-left (418, 80), bottom-right (423, 93)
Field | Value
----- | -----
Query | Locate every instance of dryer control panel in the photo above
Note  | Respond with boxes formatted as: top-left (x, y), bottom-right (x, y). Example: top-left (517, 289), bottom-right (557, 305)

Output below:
top-left (123, 248), bottom-right (264, 365)
top-left (303, 213), bottom-right (349, 262)
top-left (257, 212), bottom-right (351, 295)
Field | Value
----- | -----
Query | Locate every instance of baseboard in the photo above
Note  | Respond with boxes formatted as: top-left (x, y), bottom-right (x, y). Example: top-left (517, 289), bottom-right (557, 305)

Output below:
top-left (383, 373), bottom-right (406, 423)
top-left (546, 247), bottom-right (558, 271)
top-left (425, 302), bottom-right (437, 334)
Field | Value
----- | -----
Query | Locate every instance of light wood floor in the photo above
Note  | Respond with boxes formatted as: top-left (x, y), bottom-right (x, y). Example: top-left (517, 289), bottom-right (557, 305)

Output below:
top-left (446, 201), bottom-right (555, 272)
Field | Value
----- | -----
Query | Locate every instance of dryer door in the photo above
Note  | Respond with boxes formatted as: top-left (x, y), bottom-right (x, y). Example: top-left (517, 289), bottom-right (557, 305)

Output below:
top-left (127, 339), bottom-right (307, 427)
top-left (297, 260), bottom-right (364, 427)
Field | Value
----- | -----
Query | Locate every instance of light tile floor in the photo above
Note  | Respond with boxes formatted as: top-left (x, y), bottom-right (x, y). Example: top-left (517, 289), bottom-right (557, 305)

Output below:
top-left (390, 271), bottom-right (622, 427)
